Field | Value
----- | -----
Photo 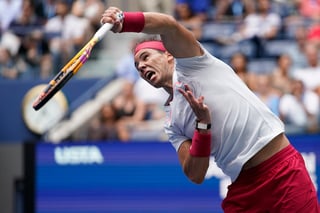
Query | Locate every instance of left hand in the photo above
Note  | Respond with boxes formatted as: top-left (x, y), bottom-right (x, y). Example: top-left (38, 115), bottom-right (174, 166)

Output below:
top-left (178, 84), bottom-right (211, 123)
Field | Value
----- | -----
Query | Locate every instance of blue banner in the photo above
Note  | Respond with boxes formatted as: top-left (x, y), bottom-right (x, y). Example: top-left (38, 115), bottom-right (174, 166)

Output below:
top-left (34, 135), bottom-right (320, 213)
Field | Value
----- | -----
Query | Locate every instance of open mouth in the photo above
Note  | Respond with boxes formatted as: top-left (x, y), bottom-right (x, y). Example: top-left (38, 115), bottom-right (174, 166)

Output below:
top-left (145, 71), bottom-right (155, 81)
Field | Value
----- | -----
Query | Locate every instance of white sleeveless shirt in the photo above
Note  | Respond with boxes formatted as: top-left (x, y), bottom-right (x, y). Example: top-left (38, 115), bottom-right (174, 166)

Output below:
top-left (164, 47), bottom-right (284, 182)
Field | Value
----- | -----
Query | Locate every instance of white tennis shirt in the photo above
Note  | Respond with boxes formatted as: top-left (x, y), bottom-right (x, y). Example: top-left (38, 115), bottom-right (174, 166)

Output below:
top-left (164, 47), bottom-right (284, 182)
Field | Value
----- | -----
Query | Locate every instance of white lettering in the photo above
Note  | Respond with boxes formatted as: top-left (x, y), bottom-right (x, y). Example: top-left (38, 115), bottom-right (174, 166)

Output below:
top-left (54, 145), bottom-right (104, 165)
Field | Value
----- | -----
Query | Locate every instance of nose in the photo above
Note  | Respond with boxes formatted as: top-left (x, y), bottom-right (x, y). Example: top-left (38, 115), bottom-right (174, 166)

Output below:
top-left (137, 62), bottom-right (146, 74)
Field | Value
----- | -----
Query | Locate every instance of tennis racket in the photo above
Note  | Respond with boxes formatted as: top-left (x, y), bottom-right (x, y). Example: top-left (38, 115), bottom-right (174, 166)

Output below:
top-left (32, 23), bottom-right (114, 111)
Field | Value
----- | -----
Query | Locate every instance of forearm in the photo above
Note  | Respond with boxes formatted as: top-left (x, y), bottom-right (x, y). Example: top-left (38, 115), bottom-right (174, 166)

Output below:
top-left (184, 153), bottom-right (210, 184)
top-left (176, 86), bottom-right (212, 184)
top-left (178, 130), bottom-right (211, 184)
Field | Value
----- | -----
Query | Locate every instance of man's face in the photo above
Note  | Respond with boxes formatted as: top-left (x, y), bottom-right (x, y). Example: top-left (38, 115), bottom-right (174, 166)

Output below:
top-left (55, 1), bottom-right (69, 16)
top-left (134, 48), bottom-right (172, 88)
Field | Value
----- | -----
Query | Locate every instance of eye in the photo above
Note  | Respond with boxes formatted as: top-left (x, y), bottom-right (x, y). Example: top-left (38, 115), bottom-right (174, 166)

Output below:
top-left (142, 54), bottom-right (148, 61)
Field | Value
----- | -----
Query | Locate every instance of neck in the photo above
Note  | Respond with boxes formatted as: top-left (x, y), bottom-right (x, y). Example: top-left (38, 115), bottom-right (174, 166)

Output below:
top-left (163, 83), bottom-right (173, 105)
top-left (163, 85), bottom-right (173, 95)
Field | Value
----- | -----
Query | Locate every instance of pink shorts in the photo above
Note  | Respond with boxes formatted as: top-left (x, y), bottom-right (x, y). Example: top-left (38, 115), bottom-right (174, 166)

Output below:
top-left (222, 144), bottom-right (320, 213)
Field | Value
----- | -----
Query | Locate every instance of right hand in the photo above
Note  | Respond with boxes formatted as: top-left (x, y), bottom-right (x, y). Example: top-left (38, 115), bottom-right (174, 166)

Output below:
top-left (100, 7), bottom-right (124, 33)
top-left (178, 84), bottom-right (211, 124)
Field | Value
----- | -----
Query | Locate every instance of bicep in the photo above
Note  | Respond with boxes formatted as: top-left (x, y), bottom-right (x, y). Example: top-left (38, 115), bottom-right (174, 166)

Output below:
top-left (143, 13), bottom-right (203, 58)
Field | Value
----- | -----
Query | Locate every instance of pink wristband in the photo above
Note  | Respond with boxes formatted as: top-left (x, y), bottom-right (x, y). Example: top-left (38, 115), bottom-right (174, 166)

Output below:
top-left (189, 130), bottom-right (211, 157)
top-left (121, 12), bottom-right (145, 33)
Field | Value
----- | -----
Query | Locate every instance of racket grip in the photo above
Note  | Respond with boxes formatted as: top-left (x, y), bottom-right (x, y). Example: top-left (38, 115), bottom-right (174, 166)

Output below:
top-left (94, 23), bottom-right (113, 41)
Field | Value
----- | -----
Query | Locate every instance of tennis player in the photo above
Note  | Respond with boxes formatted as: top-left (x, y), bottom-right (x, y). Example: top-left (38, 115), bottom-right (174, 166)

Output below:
top-left (101, 7), bottom-right (319, 212)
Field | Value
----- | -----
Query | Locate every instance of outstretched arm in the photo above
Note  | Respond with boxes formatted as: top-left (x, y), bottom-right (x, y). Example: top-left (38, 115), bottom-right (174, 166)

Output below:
top-left (100, 7), bottom-right (203, 58)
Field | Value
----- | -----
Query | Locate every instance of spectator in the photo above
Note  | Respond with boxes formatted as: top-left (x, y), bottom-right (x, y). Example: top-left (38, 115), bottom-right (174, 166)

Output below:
top-left (131, 78), bottom-right (168, 141)
top-left (175, 0), bottom-right (210, 22)
top-left (70, 0), bottom-right (92, 39)
top-left (174, 2), bottom-right (204, 39)
top-left (0, 45), bottom-right (21, 79)
top-left (229, 0), bottom-right (282, 57)
top-left (87, 102), bottom-right (120, 141)
top-left (0, 29), bottom-right (21, 57)
top-left (9, 0), bottom-right (43, 37)
top-left (292, 79), bottom-right (319, 133)
top-left (44, 0), bottom-right (90, 74)
top-left (286, 25), bottom-right (309, 71)
top-left (271, 53), bottom-right (293, 95)
top-left (253, 73), bottom-right (281, 117)
top-left (307, 21), bottom-right (320, 47)
top-left (133, 78), bottom-right (168, 119)
top-left (240, 0), bottom-right (281, 40)
top-left (137, 0), bottom-right (174, 15)
top-left (87, 79), bottom-right (167, 142)
top-left (292, 41), bottom-right (320, 93)
top-left (112, 80), bottom-right (147, 121)
top-left (229, 52), bottom-right (257, 90)
top-left (82, 0), bottom-right (106, 31)
top-left (8, 0), bottom-right (50, 79)
top-left (0, 0), bottom-right (22, 33)
top-left (214, 0), bottom-right (255, 21)
top-left (296, 0), bottom-right (320, 21)
top-left (111, 80), bottom-right (148, 141)
top-left (279, 79), bottom-right (319, 134)
top-left (271, 0), bottom-right (300, 19)
top-left (34, 0), bottom-right (58, 21)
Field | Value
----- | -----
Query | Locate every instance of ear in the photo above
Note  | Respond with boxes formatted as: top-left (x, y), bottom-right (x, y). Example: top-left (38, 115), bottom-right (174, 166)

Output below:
top-left (165, 51), bottom-right (175, 63)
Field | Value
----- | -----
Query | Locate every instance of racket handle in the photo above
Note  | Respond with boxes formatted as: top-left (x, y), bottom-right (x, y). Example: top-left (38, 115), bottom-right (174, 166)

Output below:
top-left (94, 23), bottom-right (113, 41)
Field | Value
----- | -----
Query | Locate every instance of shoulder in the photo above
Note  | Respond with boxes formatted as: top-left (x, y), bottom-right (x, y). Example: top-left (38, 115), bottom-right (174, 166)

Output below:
top-left (175, 45), bottom-right (212, 66)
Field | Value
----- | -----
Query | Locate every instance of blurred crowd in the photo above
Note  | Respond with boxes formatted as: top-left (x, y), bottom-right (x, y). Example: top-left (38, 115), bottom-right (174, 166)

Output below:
top-left (1, 0), bottom-right (320, 140)
top-left (0, 0), bottom-right (105, 80)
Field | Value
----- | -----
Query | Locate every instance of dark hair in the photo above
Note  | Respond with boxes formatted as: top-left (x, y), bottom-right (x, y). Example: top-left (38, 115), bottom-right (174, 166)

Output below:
top-left (230, 52), bottom-right (248, 63)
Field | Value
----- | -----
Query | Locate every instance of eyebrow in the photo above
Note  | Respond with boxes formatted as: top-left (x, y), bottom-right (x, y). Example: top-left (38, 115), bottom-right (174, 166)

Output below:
top-left (134, 51), bottom-right (148, 69)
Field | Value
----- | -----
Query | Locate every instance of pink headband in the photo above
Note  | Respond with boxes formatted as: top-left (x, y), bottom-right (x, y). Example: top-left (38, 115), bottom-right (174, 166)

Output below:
top-left (134, 41), bottom-right (166, 55)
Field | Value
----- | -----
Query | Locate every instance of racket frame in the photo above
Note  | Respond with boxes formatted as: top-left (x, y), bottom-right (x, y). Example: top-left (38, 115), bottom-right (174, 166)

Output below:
top-left (32, 23), bottom-right (113, 111)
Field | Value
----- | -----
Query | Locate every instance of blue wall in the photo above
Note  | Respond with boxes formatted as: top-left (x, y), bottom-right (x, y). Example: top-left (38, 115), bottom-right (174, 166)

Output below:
top-left (31, 135), bottom-right (320, 213)
top-left (0, 78), bottom-right (103, 142)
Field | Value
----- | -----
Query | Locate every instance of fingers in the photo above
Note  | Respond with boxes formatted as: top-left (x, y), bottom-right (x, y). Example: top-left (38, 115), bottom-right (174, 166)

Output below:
top-left (197, 95), bottom-right (204, 105)
top-left (178, 84), bottom-right (204, 108)
top-left (179, 84), bottom-right (192, 99)
top-left (178, 84), bottom-right (211, 122)
top-left (100, 7), bottom-right (124, 32)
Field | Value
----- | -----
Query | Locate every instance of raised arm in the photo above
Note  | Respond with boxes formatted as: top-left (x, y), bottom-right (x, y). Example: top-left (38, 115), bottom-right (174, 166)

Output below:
top-left (101, 7), bottom-right (203, 58)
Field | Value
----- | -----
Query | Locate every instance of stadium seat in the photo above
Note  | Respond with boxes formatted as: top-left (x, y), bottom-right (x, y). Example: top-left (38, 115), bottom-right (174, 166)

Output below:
top-left (263, 39), bottom-right (297, 58)
top-left (201, 21), bottom-right (237, 42)
top-left (248, 58), bottom-right (277, 74)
